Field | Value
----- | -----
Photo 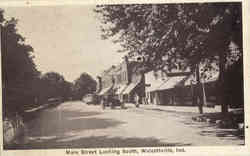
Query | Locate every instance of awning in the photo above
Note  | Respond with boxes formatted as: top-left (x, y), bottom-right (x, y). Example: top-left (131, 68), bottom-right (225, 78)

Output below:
top-left (184, 72), bottom-right (219, 86)
top-left (146, 83), bottom-right (163, 92)
top-left (123, 82), bottom-right (139, 94)
top-left (184, 75), bottom-right (195, 86)
top-left (115, 85), bottom-right (127, 94)
top-left (157, 76), bottom-right (186, 91)
top-left (145, 70), bottom-right (165, 92)
top-left (98, 86), bottom-right (113, 95)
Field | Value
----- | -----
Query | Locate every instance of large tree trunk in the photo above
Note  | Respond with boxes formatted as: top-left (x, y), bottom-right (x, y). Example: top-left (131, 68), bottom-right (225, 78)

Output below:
top-left (218, 50), bottom-right (228, 114)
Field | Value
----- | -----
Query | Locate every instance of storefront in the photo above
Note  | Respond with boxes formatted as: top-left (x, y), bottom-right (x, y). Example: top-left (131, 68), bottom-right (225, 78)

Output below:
top-left (145, 71), bottom-right (165, 105)
top-left (122, 81), bottom-right (141, 103)
top-left (157, 76), bottom-right (187, 105)
top-left (115, 84), bottom-right (127, 102)
top-left (98, 85), bottom-right (113, 96)
top-left (145, 70), bottom-right (193, 105)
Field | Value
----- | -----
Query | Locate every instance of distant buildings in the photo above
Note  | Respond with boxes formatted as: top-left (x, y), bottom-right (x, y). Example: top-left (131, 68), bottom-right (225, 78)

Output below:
top-left (145, 70), bottom-right (191, 106)
top-left (97, 56), bottom-right (218, 106)
top-left (145, 69), bottom-right (218, 106)
top-left (96, 41), bottom-right (242, 108)
top-left (97, 56), bottom-right (145, 104)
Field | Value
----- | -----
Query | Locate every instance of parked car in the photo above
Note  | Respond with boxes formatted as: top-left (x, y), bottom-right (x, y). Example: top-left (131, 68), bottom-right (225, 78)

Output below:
top-left (47, 97), bottom-right (63, 107)
top-left (82, 94), bottom-right (97, 104)
top-left (101, 95), bottom-right (124, 109)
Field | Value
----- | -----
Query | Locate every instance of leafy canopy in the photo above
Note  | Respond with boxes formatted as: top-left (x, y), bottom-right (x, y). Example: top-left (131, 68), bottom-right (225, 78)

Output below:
top-left (95, 3), bottom-right (242, 74)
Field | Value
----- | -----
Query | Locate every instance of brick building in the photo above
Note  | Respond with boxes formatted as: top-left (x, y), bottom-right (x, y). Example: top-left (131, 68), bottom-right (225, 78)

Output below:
top-left (97, 56), bottom-right (145, 104)
top-left (98, 65), bottom-right (116, 96)
top-left (122, 61), bottom-right (145, 103)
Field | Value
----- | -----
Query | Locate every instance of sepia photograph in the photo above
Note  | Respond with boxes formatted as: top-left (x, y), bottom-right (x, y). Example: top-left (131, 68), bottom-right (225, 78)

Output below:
top-left (0, 0), bottom-right (247, 153)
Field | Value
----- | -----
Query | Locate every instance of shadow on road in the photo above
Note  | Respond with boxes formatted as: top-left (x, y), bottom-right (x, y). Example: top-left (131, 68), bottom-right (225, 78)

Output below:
top-left (9, 135), bottom-right (192, 149)
top-left (144, 108), bottom-right (196, 116)
top-left (181, 117), bottom-right (244, 144)
top-left (199, 129), bottom-right (244, 141)
top-left (25, 108), bottom-right (125, 137)
top-left (6, 103), bottom-right (193, 149)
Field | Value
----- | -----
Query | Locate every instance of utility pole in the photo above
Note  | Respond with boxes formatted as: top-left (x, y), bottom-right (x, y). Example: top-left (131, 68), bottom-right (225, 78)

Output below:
top-left (202, 82), bottom-right (207, 106)
top-left (195, 63), bottom-right (204, 114)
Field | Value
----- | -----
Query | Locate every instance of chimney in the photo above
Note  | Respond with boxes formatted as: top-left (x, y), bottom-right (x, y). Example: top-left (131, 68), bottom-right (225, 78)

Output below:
top-left (123, 55), bottom-right (131, 84)
top-left (97, 76), bottom-right (102, 93)
top-left (124, 55), bottom-right (129, 64)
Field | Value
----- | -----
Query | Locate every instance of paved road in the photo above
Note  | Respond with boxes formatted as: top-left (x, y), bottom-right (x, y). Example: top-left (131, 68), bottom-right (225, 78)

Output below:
top-left (14, 101), bottom-right (244, 149)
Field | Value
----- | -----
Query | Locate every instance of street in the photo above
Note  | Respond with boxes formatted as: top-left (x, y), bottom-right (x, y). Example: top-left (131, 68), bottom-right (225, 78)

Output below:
top-left (14, 101), bottom-right (243, 149)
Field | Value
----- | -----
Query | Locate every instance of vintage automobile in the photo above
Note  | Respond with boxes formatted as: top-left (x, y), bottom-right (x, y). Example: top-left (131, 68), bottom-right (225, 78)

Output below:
top-left (101, 94), bottom-right (124, 109)
top-left (82, 94), bottom-right (97, 104)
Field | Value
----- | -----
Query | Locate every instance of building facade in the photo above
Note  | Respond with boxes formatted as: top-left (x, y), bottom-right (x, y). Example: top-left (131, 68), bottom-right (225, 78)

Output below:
top-left (97, 56), bottom-right (145, 104)
top-left (98, 65), bottom-right (116, 96)
top-left (145, 69), bottom-right (218, 106)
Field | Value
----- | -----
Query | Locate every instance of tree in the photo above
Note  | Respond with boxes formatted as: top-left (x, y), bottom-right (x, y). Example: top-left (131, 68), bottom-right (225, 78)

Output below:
top-left (39, 72), bottom-right (72, 102)
top-left (1, 9), bottom-right (74, 115)
top-left (95, 3), bottom-right (242, 114)
top-left (224, 57), bottom-right (243, 109)
top-left (1, 9), bottom-right (40, 114)
top-left (73, 73), bottom-right (97, 100)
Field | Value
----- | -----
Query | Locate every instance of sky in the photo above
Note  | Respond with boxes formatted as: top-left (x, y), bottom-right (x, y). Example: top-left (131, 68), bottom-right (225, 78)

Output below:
top-left (2, 5), bottom-right (125, 82)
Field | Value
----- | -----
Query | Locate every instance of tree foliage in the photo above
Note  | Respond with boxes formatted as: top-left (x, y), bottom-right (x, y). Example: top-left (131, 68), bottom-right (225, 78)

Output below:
top-left (1, 9), bottom-right (97, 116)
top-left (95, 3), bottom-right (241, 71)
top-left (1, 9), bottom-right (40, 114)
top-left (1, 10), bottom-right (73, 114)
top-left (72, 73), bottom-right (97, 100)
top-left (38, 72), bottom-right (73, 102)
top-left (95, 3), bottom-right (243, 113)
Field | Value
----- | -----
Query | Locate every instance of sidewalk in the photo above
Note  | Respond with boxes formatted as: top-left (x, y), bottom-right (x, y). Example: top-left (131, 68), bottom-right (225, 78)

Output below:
top-left (24, 101), bottom-right (62, 113)
top-left (24, 104), bottom-right (50, 113)
top-left (124, 103), bottom-right (221, 114)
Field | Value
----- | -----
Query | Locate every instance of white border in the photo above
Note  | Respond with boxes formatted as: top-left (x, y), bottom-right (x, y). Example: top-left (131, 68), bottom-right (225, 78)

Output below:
top-left (0, 0), bottom-right (249, 156)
